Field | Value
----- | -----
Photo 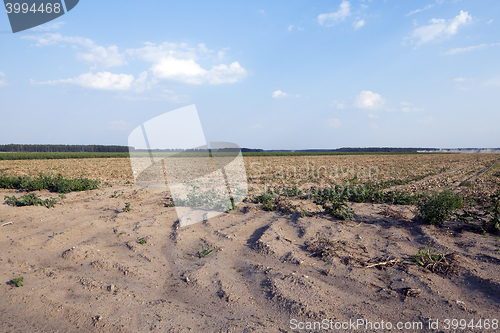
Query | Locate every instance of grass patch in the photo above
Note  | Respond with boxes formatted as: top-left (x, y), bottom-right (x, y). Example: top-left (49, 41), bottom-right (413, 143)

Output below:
top-left (0, 173), bottom-right (100, 193)
top-left (0, 152), bottom-right (129, 160)
top-left (4, 193), bottom-right (58, 208)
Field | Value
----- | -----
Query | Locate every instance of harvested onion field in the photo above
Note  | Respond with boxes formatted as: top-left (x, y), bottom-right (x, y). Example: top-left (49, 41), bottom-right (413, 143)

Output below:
top-left (1, 153), bottom-right (499, 332)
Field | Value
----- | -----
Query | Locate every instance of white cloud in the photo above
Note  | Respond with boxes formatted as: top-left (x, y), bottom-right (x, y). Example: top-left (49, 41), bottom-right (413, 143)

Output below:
top-left (22, 33), bottom-right (127, 69)
top-left (197, 43), bottom-right (212, 54)
top-left (411, 10), bottom-right (472, 45)
top-left (251, 124), bottom-right (264, 129)
top-left (0, 72), bottom-right (8, 87)
top-left (454, 77), bottom-right (466, 82)
top-left (405, 4), bottom-right (434, 17)
top-left (353, 91), bottom-right (385, 109)
top-left (272, 90), bottom-right (300, 98)
top-left (368, 114), bottom-right (378, 118)
top-left (127, 42), bottom-right (247, 85)
top-left (330, 100), bottom-right (346, 109)
top-left (400, 102), bottom-right (423, 112)
top-left (444, 43), bottom-right (496, 55)
top-left (402, 107), bottom-right (424, 112)
top-left (486, 19), bottom-right (493, 25)
top-left (109, 120), bottom-right (132, 131)
top-left (369, 123), bottom-right (379, 130)
top-left (32, 21), bottom-right (66, 31)
top-left (288, 25), bottom-right (294, 31)
top-left (125, 42), bottom-right (197, 63)
top-left (132, 71), bottom-right (156, 93)
top-left (76, 45), bottom-right (127, 69)
top-left (353, 19), bottom-right (365, 29)
top-left (217, 47), bottom-right (229, 61)
top-left (327, 118), bottom-right (341, 128)
top-left (35, 72), bottom-right (135, 90)
top-left (318, 1), bottom-right (351, 26)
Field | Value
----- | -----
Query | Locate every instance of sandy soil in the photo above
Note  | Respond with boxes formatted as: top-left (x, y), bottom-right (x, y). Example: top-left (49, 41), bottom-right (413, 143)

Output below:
top-left (1, 185), bottom-right (499, 332)
top-left (1, 155), bottom-right (499, 332)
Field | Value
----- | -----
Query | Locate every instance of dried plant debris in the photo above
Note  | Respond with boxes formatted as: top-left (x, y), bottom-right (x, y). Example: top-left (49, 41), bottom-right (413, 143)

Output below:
top-left (305, 235), bottom-right (368, 266)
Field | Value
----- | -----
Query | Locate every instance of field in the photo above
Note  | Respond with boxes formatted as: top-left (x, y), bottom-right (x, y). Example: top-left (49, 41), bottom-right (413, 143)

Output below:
top-left (1, 153), bottom-right (499, 332)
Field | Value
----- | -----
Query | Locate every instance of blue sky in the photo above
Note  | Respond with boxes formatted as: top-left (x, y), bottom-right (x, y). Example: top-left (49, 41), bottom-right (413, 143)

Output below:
top-left (0, 0), bottom-right (499, 149)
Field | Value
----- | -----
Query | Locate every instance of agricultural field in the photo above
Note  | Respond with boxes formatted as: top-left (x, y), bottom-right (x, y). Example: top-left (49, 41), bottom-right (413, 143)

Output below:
top-left (1, 153), bottom-right (499, 332)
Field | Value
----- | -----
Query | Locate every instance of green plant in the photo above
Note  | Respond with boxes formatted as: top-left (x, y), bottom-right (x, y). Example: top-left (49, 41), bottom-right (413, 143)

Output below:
top-left (0, 173), bottom-right (100, 193)
top-left (456, 189), bottom-right (500, 234)
top-left (311, 188), bottom-right (356, 220)
top-left (300, 208), bottom-right (313, 218)
top-left (412, 241), bottom-right (445, 267)
top-left (175, 187), bottom-right (235, 211)
top-left (196, 245), bottom-right (220, 258)
top-left (10, 276), bottom-right (23, 287)
top-left (110, 190), bottom-right (123, 198)
top-left (58, 194), bottom-right (66, 199)
top-left (321, 197), bottom-right (356, 220)
top-left (138, 238), bottom-right (146, 244)
top-left (4, 193), bottom-right (57, 208)
top-left (416, 190), bottom-right (464, 225)
top-left (123, 202), bottom-right (131, 212)
top-left (253, 191), bottom-right (277, 211)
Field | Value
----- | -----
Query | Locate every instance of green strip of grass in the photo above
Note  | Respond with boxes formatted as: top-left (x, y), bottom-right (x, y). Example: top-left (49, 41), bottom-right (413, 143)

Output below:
top-left (0, 174), bottom-right (100, 193)
top-left (0, 152), bottom-right (130, 160)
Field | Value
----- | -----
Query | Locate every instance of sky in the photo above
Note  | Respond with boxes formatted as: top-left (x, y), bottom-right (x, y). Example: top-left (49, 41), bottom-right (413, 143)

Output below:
top-left (0, 0), bottom-right (499, 150)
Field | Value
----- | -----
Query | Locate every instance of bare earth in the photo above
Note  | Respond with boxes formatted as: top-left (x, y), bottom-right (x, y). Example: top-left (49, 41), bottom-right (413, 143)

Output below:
top-left (1, 155), bottom-right (499, 332)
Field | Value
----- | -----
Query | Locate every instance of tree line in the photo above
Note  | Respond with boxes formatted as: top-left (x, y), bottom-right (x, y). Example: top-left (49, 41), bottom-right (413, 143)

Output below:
top-left (0, 144), bottom-right (130, 153)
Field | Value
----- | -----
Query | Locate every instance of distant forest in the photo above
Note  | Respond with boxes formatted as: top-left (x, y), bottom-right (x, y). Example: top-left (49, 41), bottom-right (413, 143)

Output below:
top-left (0, 144), bottom-right (130, 153)
top-left (2, 144), bottom-right (495, 154)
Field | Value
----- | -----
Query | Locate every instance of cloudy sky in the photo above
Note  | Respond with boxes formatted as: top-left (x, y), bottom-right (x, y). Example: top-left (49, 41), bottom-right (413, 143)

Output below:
top-left (0, 0), bottom-right (499, 149)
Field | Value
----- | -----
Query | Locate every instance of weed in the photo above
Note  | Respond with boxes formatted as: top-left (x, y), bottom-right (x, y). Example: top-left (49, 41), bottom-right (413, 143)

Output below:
top-left (456, 189), bottom-right (500, 234)
top-left (253, 191), bottom-right (277, 211)
top-left (0, 173), bottom-right (99, 193)
top-left (300, 208), bottom-right (313, 218)
top-left (123, 202), bottom-right (131, 212)
top-left (58, 194), bottom-right (66, 199)
top-left (10, 276), bottom-right (23, 287)
top-left (175, 187), bottom-right (236, 211)
top-left (110, 190), bottom-right (123, 198)
top-left (312, 188), bottom-right (356, 220)
top-left (4, 193), bottom-right (57, 209)
top-left (412, 241), bottom-right (444, 266)
top-left (416, 190), bottom-right (464, 225)
top-left (410, 241), bottom-right (458, 276)
top-left (196, 245), bottom-right (220, 258)
top-left (138, 238), bottom-right (146, 244)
